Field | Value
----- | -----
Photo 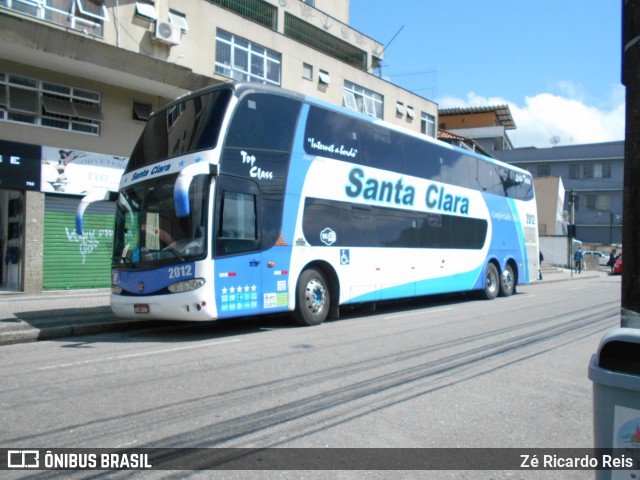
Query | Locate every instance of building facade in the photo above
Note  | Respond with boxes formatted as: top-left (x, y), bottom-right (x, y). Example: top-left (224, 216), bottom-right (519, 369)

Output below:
top-left (438, 105), bottom-right (516, 154)
top-left (0, 0), bottom-right (438, 293)
top-left (494, 141), bottom-right (625, 246)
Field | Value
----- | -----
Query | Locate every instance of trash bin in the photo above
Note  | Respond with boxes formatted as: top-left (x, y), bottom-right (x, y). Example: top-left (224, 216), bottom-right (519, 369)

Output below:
top-left (589, 327), bottom-right (640, 479)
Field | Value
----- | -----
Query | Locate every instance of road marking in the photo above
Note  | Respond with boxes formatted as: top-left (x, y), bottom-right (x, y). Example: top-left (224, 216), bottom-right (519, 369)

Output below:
top-left (114, 440), bottom-right (138, 448)
top-left (38, 339), bottom-right (241, 370)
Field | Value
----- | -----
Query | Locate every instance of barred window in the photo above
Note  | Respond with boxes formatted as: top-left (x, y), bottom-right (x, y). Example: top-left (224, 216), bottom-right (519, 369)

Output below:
top-left (0, 72), bottom-right (102, 135)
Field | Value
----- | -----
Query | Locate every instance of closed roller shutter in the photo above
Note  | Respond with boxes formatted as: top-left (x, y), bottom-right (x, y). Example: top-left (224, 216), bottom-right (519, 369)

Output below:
top-left (43, 195), bottom-right (115, 290)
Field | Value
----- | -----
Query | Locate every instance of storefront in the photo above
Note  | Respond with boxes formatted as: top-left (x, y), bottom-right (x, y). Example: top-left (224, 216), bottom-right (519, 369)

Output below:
top-left (0, 139), bottom-right (126, 293)
top-left (41, 147), bottom-right (126, 290)
top-left (0, 140), bottom-right (41, 293)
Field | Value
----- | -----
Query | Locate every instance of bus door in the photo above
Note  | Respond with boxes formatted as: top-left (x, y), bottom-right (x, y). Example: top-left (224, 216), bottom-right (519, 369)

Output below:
top-left (214, 177), bottom-right (262, 318)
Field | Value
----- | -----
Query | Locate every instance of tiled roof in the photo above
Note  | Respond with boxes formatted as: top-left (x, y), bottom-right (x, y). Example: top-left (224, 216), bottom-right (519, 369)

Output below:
top-left (437, 129), bottom-right (493, 158)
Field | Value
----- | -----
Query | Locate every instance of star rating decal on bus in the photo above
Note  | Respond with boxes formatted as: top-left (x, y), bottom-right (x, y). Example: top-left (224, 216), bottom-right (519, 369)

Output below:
top-left (221, 285), bottom-right (257, 294)
top-left (219, 284), bottom-right (259, 312)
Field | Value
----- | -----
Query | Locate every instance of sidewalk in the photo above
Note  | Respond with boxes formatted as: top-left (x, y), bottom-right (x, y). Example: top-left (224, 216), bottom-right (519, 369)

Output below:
top-left (0, 289), bottom-right (161, 346)
top-left (0, 269), bottom-right (611, 346)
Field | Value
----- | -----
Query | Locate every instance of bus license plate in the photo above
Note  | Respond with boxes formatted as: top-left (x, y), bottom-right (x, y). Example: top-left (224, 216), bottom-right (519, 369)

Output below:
top-left (134, 304), bottom-right (150, 314)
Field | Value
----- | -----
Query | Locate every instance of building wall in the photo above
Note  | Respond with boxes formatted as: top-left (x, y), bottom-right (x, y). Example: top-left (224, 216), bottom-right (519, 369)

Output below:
top-left (314, 0), bottom-right (350, 23)
top-left (533, 177), bottom-right (565, 236)
top-left (440, 112), bottom-right (498, 130)
top-left (1, 0), bottom-right (437, 146)
top-left (0, 0), bottom-right (438, 292)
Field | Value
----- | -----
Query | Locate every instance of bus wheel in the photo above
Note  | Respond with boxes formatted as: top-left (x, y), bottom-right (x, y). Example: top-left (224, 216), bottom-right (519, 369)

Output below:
top-left (482, 263), bottom-right (500, 300)
top-left (294, 268), bottom-right (330, 326)
top-left (499, 264), bottom-right (515, 297)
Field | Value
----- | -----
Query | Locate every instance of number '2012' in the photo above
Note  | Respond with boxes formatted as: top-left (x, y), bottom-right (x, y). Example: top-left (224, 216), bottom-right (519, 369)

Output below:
top-left (169, 265), bottom-right (192, 279)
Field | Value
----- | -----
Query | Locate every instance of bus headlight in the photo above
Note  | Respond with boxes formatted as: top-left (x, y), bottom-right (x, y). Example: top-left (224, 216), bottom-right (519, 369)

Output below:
top-left (168, 278), bottom-right (206, 293)
top-left (112, 284), bottom-right (123, 295)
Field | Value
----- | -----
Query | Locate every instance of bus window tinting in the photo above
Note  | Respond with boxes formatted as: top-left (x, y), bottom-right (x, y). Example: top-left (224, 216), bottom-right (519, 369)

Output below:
top-left (220, 93), bottom-right (301, 183)
top-left (303, 105), bottom-right (533, 201)
top-left (224, 93), bottom-right (301, 152)
top-left (126, 88), bottom-right (233, 173)
top-left (302, 198), bottom-right (487, 250)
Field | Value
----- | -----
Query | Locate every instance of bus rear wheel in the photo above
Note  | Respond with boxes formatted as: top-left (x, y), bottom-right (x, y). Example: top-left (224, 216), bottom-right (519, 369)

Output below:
top-left (499, 264), bottom-right (515, 297)
top-left (293, 267), bottom-right (330, 326)
top-left (482, 263), bottom-right (500, 300)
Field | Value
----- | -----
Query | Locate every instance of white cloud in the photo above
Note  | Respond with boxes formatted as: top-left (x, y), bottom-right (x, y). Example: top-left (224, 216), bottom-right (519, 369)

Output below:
top-left (438, 86), bottom-right (625, 148)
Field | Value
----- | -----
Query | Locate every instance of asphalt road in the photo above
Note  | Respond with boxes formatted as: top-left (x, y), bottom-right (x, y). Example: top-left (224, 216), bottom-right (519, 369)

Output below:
top-left (1, 274), bottom-right (622, 479)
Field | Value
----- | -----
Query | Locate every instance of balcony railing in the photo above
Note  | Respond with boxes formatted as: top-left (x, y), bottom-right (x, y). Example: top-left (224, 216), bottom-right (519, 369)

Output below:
top-left (208, 0), bottom-right (277, 31)
top-left (0, 0), bottom-right (108, 36)
top-left (284, 13), bottom-right (367, 71)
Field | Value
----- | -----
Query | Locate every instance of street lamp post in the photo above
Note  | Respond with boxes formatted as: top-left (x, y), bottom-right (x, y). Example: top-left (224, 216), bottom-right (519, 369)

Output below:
top-left (609, 212), bottom-right (614, 245)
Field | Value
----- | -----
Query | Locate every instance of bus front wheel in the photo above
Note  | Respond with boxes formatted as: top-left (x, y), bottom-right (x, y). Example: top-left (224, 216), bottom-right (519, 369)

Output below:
top-left (482, 263), bottom-right (500, 300)
top-left (293, 267), bottom-right (330, 326)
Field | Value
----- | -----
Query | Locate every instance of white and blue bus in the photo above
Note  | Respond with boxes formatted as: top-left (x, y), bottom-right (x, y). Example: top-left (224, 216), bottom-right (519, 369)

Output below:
top-left (77, 82), bottom-right (538, 326)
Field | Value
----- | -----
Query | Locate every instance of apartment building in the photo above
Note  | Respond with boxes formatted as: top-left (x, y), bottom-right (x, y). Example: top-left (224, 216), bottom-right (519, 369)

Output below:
top-left (494, 141), bottom-right (625, 246)
top-left (0, 0), bottom-right (438, 293)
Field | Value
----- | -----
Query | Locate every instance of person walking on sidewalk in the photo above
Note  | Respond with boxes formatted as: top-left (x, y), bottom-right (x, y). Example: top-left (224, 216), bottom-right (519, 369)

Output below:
top-left (608, 250), bottom-right (618, 273)
top-left (574, 247), bottom-right (584, 274)
top-left (539, 250), bottom-right (544, 280)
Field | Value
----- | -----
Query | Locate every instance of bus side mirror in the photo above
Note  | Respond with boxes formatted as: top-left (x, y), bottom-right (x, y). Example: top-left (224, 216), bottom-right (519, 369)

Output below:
top-left (174, 176), bottom-right (192, 218)
top-left (174, 162), bottom-right (217, 218)
top-left (76, 189), bottom-right (117, 235)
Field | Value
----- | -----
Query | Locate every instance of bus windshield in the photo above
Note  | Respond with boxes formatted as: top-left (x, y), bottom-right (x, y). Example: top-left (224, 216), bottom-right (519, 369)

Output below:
top-left (113, 174), bottom-right (209, 268)
top-left (125, 87), bottom-right (232, 172)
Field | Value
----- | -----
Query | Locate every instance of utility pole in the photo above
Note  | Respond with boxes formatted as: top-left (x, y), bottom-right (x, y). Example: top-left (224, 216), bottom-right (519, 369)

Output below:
top-left (622, 0), bottom-right (640, 327)
top-left (569, 189), bottom-right (576, 277)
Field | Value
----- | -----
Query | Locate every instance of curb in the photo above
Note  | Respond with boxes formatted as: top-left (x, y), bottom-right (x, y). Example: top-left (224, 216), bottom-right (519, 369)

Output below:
top-left (0, 319), bottom-right (160, 346)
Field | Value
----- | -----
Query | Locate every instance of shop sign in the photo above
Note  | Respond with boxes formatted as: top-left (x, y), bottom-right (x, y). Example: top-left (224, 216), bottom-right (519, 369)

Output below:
top-left (0, 140), bottom-right (41, 191)
top-left (41, 147), bottom-right (128, 195)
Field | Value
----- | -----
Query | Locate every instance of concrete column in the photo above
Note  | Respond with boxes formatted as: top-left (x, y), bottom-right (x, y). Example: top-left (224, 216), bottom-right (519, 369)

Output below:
top-left (23, 190), bottom-right (44, 293)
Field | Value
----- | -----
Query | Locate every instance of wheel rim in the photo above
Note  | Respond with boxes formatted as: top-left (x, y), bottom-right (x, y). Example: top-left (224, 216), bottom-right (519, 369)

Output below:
top-left (305, 279), bottom-right (326, 315)
top-left (503, 270), bottom-right (514, 291)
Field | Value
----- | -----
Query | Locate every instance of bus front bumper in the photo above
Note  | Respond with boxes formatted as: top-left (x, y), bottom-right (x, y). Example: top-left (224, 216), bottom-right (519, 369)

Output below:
top-left (110, 293), bottom-right (217, 321)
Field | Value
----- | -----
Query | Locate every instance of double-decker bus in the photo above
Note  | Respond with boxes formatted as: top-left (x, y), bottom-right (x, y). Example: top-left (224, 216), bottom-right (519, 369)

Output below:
top-left (77, 82), bottom-right (538, 326)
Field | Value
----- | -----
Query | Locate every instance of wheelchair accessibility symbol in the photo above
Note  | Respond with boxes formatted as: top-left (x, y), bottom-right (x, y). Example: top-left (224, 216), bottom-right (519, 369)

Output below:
top-left (340, 249), bottom-right (350, 265)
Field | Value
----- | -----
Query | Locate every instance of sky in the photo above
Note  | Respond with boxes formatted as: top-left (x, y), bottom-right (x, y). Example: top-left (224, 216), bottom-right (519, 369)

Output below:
top-left (349, 0), bottom-right (625, 149)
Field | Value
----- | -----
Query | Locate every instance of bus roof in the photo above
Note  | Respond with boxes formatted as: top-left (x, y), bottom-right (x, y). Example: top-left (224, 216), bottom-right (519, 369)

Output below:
top-left (158, 81), bottom-right (531, 178)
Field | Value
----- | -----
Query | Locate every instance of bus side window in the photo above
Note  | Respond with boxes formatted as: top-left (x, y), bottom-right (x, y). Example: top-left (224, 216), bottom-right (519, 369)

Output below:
top-left (361, 126), bottom-right (402, 170)
top-left (304, 107), bottom-right (360, 162)
top-left (225, 94), bottom-right (301, 152)
top-left (402, 136), bottom-right (441, 179)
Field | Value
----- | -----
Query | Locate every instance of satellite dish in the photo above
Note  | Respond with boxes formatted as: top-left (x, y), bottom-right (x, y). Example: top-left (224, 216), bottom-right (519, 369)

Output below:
top-left (550, 136), bottom-right (561, 147)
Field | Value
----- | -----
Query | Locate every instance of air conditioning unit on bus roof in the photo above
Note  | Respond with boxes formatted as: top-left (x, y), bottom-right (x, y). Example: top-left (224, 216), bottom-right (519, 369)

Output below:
top-left (153, 19), bottom-right (181, 46)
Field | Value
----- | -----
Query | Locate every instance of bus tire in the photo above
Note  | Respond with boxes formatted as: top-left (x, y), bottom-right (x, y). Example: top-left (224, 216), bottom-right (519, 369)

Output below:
top-left (293, 267), bottom-right (330, 326)
top-left (499, 264), bottom-right (515, 297)
top-left (482, 263), bottom-right (500, 300)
